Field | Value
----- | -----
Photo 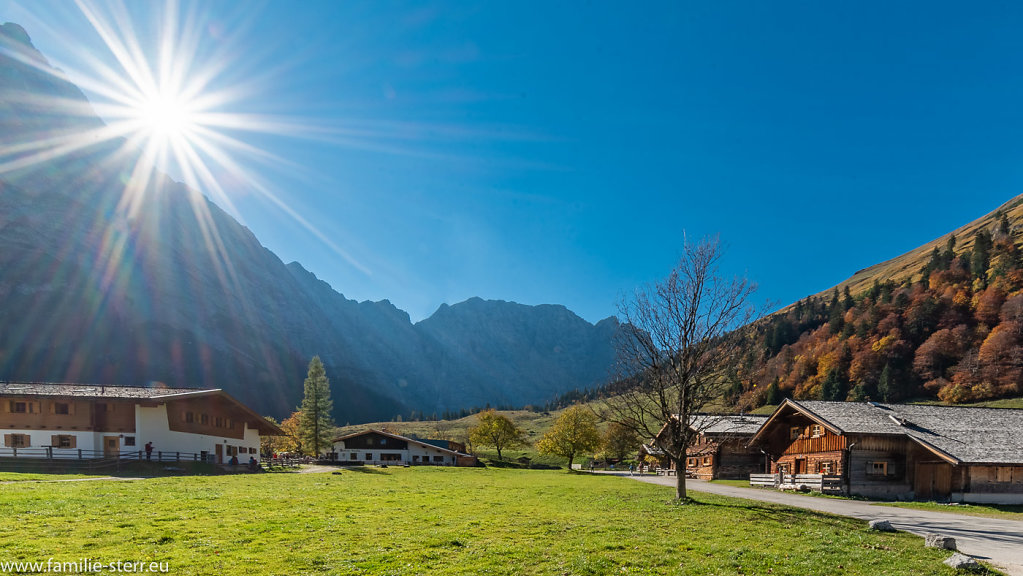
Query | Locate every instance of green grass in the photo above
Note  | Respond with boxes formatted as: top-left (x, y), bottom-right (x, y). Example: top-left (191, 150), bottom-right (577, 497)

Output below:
top-left (0, 467), bottom-right (985, 575)
top-left (0, 471), bottom-right (102, 482)
top-left (874, 500), bottom-right (1023, 520)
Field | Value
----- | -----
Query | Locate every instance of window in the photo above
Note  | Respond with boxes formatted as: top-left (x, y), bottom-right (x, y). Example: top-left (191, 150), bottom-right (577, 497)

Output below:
top-left (380, 438), bottom-right (387, 446)
top-left (185, 412), bottom-right (195, 423)
top-left (789, 426), bottom-right (802, 440)
top-left (433, 455), bottom-right (444, 463)
top-left (55, 435), bottom-right (74, 448)
top-left (866, 461), bottom-right (888, 476)
top-left (702, 456), bottom-right (711, 466)
top-left (10, 401), bottom-right (27, 413)
top-left (54, 403), bottom-right (70, 415)
top-left (365, 453), bottom-right (373, 460)
top-left (367, 437), bottom-right (375, 446)
top-left (350, 453), bottom-right (357, 460)
top-left (687, 458), bottom-right (695, 467)
top-left (996, 467), bottom-right (1012, 483)
top-left (820, 461), bottom-right (834, 475)
top-left (124, 437), bottom-right (136, 447)
top-left (811, 424), bottom-right (824, 438)
top-left (200, 414), bottom-right (209, 425)
top-left (214, 417), bottom-right (225, 428)
top-left (5, 434), bottom-right (29, 447)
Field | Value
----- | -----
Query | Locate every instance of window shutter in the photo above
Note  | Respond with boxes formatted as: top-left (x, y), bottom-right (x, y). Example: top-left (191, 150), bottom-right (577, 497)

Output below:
top-left (51, 435), bottom-right (59, 447)
top-left (69, 436), bottom-right (77, 449)
top-left (34, 402), bottom-right (42, 414)
top-left (3, 434), bottom-right (10, 447)
top-left (49, 402), bottom-right (55, 414)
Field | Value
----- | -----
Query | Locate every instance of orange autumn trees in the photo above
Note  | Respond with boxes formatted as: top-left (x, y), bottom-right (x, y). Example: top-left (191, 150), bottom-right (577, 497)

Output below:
top-left (735, 212), bottom-right (1023, 408)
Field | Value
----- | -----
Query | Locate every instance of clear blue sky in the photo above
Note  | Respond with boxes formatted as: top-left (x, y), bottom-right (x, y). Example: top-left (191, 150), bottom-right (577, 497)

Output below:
top-left (4, 1), bottom-right (1023, 323)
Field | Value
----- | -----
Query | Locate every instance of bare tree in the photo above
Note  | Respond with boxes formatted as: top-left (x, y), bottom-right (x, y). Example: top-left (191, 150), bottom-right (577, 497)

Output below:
top-left (603, 237), bottom-right (759, 502)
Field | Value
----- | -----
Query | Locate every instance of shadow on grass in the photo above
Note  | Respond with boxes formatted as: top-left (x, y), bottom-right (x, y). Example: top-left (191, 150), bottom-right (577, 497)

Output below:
top-left (0, 460), bottom-right (226, 479)
top-left (341, 466), bottom-right (391, 475)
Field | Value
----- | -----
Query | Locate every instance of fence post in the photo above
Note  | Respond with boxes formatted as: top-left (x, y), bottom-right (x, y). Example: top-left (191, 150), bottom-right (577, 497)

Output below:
top-left (176, 452), bottom-right (180, 462)
top-left (78, 448), bottom-right (83, 460)
top-left (46, 446), bottom-right (52, 459)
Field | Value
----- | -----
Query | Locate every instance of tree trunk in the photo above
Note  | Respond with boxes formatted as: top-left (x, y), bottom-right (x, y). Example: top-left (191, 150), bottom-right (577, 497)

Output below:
top-left (567, 454), bottom-right (574, 470)
top-left (672, 456), bottom-right (687, 502)
top-left (496, 446), bottom-right (502, 460)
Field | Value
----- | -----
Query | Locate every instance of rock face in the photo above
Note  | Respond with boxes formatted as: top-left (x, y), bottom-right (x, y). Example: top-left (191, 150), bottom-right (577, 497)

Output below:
top-left (0, 22), bottom-right (619, 423)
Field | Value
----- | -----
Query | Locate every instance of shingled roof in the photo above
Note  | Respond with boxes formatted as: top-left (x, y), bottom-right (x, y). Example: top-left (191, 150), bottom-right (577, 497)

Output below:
top-left (690, 414), bottom-right (768, 436)
top-left (0, 381), bottom-right (208, 399)
top-left (769, 399), bottom-right (1023, 466)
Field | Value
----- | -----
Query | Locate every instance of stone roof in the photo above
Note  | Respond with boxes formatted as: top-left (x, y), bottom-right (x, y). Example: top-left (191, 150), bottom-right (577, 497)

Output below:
top-left (0, 381), bottom-right (210, 399)
top-left (690, 414), bottom-right (768, 436)
top-left (788, 400), bottom-right (1023, 465)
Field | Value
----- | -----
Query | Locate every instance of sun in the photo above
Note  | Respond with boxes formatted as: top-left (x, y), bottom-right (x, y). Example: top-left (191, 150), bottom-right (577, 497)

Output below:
top-left (136, 90), bottom-right (196, 141)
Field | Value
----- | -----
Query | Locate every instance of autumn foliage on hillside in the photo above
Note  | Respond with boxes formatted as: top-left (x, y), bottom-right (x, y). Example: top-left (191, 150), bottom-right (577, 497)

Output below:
top-left (736, 212), bottom-right (1023, 408)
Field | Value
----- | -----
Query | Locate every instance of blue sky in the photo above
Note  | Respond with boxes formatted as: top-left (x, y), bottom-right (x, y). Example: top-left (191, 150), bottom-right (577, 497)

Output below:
top-left (4, 1), bottom-right (1023, 323)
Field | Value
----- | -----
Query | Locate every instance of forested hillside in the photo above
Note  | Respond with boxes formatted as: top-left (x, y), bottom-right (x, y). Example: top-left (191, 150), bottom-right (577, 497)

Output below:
top-left (735, 207), bottom-right (1023, 408)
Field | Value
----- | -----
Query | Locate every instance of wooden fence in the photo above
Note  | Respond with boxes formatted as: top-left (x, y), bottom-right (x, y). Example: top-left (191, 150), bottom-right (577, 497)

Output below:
top-left (0, 447), bottom-right (211, 462)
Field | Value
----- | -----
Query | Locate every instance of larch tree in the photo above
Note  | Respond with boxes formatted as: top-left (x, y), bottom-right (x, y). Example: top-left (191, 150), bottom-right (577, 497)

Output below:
top-left (299, 357), bottom-right (335, 457)
top-left (536, 405), bottom-right (601, 470)
top-left (603, 236), bottom-right (760, 503)
top-left (468, 409), bottom-right (527, 460)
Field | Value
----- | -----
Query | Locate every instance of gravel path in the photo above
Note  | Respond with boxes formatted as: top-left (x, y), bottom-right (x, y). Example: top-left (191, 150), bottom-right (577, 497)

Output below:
top-left (627, 473), bottom-right (1023, 575)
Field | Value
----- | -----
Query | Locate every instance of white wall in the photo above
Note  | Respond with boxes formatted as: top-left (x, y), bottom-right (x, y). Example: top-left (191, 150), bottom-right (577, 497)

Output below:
top-left (331, 439), bottom-right (457, 465)
top-left (135, 404), bottom-right (261, 462)
top-left (0, 429), bottom-right (96, 456)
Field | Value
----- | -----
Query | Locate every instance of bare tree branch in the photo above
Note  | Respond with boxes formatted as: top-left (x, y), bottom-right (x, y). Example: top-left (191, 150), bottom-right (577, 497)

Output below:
top-left (601, 236), bottom-right (761, 502)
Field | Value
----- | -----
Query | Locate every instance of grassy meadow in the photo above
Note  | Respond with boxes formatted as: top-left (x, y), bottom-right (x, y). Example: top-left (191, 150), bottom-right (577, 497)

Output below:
top-left (0, 467), bottom-right (982, 576)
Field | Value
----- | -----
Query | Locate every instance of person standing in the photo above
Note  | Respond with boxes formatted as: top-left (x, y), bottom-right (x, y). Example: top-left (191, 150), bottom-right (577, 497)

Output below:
top-left (144, 442), bottom-right (153, 461)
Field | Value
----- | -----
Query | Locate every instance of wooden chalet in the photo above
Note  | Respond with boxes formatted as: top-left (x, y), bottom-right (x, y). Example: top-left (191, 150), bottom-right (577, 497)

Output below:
top-left (684, 415), bottom-right (768, 479)
top-left (644, 414), bottom-right (768, 479)
top-left (750, 399), bottom-right (1023, 503)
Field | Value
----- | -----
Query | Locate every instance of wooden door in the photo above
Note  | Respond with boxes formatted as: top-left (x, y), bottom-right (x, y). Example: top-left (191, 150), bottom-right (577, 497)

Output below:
top-left (103, 436), bottom-right (119, 458)
top-left (215, 443), bottom-right (223, 464)
top-left (915, 462), bottom-right (952, 500)
top-left (794, 458), bottom-right (806, 474)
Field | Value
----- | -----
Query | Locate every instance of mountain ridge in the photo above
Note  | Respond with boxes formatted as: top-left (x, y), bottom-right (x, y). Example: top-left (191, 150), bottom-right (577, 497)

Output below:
top-left (0, 22), bottom-right (619, 424)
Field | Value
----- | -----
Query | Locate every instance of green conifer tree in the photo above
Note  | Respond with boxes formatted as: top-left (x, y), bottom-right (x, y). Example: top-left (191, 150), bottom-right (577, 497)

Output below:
top-left (998, 211), bottom-right (1011, 237)
top-left (765, 376), bottom-right (782, 405)
top-left (972, 230), bottom-right (993, 284)
top-left (299, 356), bottom-right (335, 457)
top-left (877, 362), bottom-right (893, 403)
